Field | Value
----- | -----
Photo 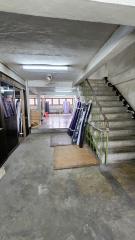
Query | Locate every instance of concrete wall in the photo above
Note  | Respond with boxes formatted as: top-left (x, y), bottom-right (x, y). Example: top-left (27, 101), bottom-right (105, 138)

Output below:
top-left (89, 42), bottom-right (135, 111)
top-left (89, 64), bottom-right (108, 80)
top-left (107, 42), bottom-right (135, 110)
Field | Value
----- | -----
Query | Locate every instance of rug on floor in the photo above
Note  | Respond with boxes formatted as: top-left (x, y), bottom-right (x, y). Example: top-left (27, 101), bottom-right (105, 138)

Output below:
top-left (54, 145), bottom-right (99, 170)
top-left (50, 133), bottom-right (72, 147)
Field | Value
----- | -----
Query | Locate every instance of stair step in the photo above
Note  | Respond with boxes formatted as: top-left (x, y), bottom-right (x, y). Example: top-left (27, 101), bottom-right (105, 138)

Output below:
top-left (109, 129), bottom-right (135, 137)
top-left (107, 120), bottom-right (135, 128)
top-left (91, 119), bottom-right (135, 129)
top-left (100, 146), bottom-right (135, 164)
top-left (93, 106), bottom-right (127, 113)
top-left (103, 113), bottom-right (131, 120)
top-left (94, 91), bottom-right (115, 96)
top-left (109, 125), bottom-right (135, 131)
top-left (108, 146), bottom-right (135, 153)
top-left (95, 101), bottom-right (123, 107)
top-left (106, 152), bottom-right (135, 163)
top-left (93, 113), bottom-right (131, 121)
top-left (92, 132), bottom-right (135, 142)
top-left (103, 107), bottom-right (127, 113)
top-left (108, 139), bottom-right (135, 148)
top-left (96, 95), bottom-right (119, 101)
top-left (109, 135), bottom-right (135, 141)
top-left (87, 79), bottom-right (135, 164)
top-left (96, 138), bottom-right (135, 150)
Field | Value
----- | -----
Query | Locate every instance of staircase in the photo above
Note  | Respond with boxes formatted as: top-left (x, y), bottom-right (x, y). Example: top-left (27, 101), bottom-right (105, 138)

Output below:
top-left (81, 79), bottom-right (135, 164)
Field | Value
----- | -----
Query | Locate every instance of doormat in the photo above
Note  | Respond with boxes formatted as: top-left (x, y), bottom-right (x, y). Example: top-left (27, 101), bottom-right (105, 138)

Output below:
top-left (54, 145), bottom-right (99, 170)
top-left (50, 133), bottom-right (72, 147)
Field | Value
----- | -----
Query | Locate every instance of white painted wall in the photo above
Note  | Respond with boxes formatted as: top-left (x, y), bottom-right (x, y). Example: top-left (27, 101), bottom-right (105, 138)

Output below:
top-left (107, 42), bottom-right (135, 110)
top-left (74, 26), bottom-right (135, 85)
top-left (89, 42), bottom-right (135, 110)
top-left (89, 64), bottom-right (108, 79)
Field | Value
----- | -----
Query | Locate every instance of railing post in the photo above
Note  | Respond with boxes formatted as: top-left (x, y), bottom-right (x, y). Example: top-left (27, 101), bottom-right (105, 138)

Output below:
top-left (105, 128), bottom-right (109, 165)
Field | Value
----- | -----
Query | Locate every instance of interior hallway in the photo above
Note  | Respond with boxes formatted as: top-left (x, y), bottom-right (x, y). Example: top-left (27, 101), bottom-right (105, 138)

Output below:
top-left (0, 133), bottom-right (135, 240)
top-left (40, 114), bottom-right (72, 129)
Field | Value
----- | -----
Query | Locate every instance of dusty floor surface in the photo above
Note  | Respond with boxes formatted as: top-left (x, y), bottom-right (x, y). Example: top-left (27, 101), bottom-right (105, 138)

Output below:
top-left (0, 133), bottom-right (135, 240)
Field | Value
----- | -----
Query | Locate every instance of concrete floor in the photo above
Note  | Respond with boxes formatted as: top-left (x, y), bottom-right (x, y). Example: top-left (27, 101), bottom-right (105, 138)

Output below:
top-left (0, 133), bottom-right (135, 240)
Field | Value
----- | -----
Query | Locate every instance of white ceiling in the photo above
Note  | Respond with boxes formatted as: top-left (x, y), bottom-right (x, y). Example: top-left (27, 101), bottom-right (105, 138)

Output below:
top-left (93, 0), bottom-right (135, 6)
top-left (0, 0), bottom-right (135, 26)
top-left (0, 1), bottom-right (134, 94)
top-left (0, 11), bottom-right (117, 88)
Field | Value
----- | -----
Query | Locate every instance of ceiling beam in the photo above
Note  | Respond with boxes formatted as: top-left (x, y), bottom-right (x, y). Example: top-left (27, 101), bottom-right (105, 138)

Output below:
top-left (28, 80), bottom-right (50, 88)
top-left (0, 0), bottom-right (135, 26)
top-left (74, 26), bottom-right (135, 86)
top-left (28, 80), bottom-right (73, 88)
top-left (0, 62), bottom-right (25, 86)
top-left (91, 0), bottom-right (135, 7)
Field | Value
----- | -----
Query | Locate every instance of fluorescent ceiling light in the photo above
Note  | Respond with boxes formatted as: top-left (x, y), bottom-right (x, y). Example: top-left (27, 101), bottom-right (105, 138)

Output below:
top-left (23, 65), bottom-right (68, 70)
top-left (55, 90), bottom-right (72, 93)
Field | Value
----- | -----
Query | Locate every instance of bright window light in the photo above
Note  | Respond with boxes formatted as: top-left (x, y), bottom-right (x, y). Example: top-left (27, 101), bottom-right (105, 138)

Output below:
top-left (23, 65), bottom-right (68, 70)
top-left (1, 87), bottom-right (14, 93)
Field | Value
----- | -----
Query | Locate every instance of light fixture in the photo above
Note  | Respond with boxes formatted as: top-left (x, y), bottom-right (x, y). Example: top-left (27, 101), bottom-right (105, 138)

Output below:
top-left (55, 90), bottom-right (72, 93)
top-left (46, 75), bottom-right (52, 81)
top-left (23, 65), bottom-right (68, 70)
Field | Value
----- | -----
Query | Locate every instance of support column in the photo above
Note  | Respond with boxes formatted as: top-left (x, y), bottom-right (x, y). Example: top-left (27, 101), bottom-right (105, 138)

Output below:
top-left (26, 80), bottom-right (31, 128)
top-left (37, 94), bottom-right (41, 112)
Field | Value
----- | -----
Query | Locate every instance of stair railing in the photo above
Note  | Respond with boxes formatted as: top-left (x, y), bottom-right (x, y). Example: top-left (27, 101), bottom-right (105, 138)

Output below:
top-left (80, 79), bottom-right (109, 164)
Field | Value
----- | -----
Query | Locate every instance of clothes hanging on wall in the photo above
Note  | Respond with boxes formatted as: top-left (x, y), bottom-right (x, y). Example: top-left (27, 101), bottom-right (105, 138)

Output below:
top-left (2, 97), bottom-right (9, 118)
top-left (2, 97), bottom-right (16, 118)
top-left (63, 100), bottom-right (70, 114)
top-left (45, 101), bottom-right (49, 113)
top-left (15, 99), bottom-right (22, 134)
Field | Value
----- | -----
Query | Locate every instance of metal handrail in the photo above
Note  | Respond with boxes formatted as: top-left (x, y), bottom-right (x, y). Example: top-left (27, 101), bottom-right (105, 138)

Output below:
top-left (80, 79), bottom-right (110, 164)
top-left (86, 79), bottom-right (109, 129)
top-left (87, 122), bottom-right (108, 133)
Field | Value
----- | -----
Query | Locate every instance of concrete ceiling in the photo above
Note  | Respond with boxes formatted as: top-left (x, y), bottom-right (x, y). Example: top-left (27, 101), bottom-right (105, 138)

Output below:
top-left (0, 0), bottom-right (135, 26)
top-left (0, 11), bottom-right (117, 87)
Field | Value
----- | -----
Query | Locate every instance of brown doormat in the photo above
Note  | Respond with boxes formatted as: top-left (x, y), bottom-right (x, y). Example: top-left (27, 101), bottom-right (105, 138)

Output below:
top-left (50, 133), bottom-right (72, 147)
top-left (54, 145), bottom-right (99, 170)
